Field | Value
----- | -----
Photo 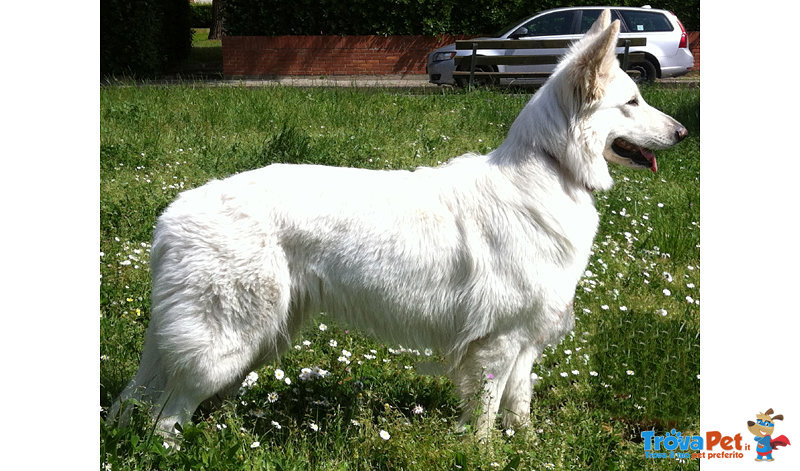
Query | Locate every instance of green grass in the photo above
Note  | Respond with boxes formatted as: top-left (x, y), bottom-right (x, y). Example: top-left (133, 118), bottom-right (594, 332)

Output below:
top-left (192, 28), bottom-right (222, 48)
top-left (171, 28), bottom-right (222, 75)
top-left (100, 84), bottom-right (700, 470)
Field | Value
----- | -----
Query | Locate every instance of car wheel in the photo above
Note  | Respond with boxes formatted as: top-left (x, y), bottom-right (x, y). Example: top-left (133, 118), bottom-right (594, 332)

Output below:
top-left (455, 63), bottom-right (497, 87)
top-left (629, 60), bottom-right (657, 83)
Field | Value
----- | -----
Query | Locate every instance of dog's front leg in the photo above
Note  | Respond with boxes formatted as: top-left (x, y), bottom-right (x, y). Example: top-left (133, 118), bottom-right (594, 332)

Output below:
top-left (499, 344), bottom-right (540, 429)
top-left (499, 300), bottom-right (573, 429)
top-left (454, 332), bottom-right (522, 440)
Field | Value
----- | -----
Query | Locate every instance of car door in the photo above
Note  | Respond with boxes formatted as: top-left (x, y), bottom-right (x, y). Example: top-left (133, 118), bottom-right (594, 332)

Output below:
top-left (503, 10), bottom-right (578, 76)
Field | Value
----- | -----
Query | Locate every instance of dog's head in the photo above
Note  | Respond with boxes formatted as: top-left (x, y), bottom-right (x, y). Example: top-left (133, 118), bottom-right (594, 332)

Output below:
top-left (530, 9), bottom-right (688, 190)
top-left (747, 408), bottom-right (783, 437)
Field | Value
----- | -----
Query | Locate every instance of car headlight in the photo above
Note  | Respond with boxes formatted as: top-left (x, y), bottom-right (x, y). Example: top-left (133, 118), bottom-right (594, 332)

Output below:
top-left (431, 51), bottom-right (456, 62)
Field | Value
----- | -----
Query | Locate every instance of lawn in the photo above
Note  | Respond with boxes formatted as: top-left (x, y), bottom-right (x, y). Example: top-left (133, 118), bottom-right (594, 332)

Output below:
top-left (100, 84), bottom-right (700, 470)
top-left (192, 28), bottom-right (222, 48)
top-left (170, 28), bottom-right (222, 77)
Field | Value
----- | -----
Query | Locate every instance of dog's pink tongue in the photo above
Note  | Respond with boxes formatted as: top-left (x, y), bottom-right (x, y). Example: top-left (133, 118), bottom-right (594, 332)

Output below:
top-left (643, 148), bottom-right (657, 173)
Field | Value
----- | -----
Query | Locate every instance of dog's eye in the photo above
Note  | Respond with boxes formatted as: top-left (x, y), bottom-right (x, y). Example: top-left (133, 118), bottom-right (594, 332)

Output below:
top-left (627, 97), bottom-right (639, 106)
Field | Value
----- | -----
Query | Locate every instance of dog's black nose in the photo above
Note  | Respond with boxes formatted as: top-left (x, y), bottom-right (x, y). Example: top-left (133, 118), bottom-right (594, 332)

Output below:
top-left (675, 126), bottom-right (688, 141)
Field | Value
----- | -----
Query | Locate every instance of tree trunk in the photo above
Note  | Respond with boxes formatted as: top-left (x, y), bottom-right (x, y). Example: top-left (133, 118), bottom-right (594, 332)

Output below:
top-left (208, 0), bottom-right (225, 40)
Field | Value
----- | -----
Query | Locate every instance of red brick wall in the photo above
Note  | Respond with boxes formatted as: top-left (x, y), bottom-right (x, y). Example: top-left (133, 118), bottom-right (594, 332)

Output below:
top-left (222, 33), bottom-right (701, 77)
top-left (222, 35), bottom-right (466, 78)
top-left (687, 31), bottom-right (700, 71)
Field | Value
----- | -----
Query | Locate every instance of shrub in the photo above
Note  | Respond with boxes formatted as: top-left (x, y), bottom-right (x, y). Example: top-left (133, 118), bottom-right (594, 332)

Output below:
top-left (191, 3), bottom-right (213, 28)
top-left (223, 0), bottom-right (698, 37)
top-left (100, 0), bottom-right (192, 78)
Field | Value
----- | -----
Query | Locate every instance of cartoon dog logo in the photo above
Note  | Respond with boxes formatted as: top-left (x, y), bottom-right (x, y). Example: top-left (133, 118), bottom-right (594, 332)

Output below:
top-left (747, 408), bottom-right (791, 461)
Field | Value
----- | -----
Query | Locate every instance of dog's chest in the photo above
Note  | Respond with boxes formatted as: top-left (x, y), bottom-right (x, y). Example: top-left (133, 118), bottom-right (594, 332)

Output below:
top-left (508, 196), bottom-right (598, 341)
top-left (512, 191), bottom-right (598, 269)
top-left (521, 194), bottom-right (599, 299)
top-left (558, 197), bottom-right (600, 262)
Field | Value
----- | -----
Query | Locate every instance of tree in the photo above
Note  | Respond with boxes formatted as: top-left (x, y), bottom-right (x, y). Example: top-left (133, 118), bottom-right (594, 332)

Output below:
top-left (208, 0), bottom-right (225, 39)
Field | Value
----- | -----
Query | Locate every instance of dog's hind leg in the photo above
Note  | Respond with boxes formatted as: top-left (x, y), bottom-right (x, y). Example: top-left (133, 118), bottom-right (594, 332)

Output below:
top-left (114, 225), bottom-right (295, 438)
top-left (144, 295), bottom-right (293, 438)
top-left (152, 378), bottom-right (209, 440)
top-left (106, 319), bottom-right (221, 437)
top-left (454, 332), bottom-right (522, 439)
top-left (499, 344), bottom-right (539, 429)
top-left (147, 276), bottom-right (293, 438)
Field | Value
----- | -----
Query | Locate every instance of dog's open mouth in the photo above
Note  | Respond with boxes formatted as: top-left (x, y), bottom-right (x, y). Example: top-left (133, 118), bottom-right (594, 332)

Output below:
top-left (612, 138), bottom-right (657, 172)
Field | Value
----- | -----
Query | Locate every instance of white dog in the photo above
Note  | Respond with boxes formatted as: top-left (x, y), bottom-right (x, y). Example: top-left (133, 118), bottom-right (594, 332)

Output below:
top-left (109, 10), bottom-right (686, 439)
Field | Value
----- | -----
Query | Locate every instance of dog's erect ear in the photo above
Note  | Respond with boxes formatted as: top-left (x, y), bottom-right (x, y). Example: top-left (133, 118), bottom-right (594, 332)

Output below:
top-left (765, 408), bottom-right (774, 415)
top-left (567, 19), bottom-right (620, 103)
top-left (772, 414), bottom-right (784, 421)
top-left (584, 9), bottom-right (611, 37)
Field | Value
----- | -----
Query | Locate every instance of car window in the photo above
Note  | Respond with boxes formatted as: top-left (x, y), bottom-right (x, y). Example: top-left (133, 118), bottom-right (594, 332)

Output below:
top-left (577, 10), bottom-right (624, 33)
top-left (618, 10), bottom-right (673, 32)
top-left (496, 15), bottom-right (531, 37)
top-left (578, 10), bottom-right (603, 33)
top-left (523, 11), bottom-right (575, 36)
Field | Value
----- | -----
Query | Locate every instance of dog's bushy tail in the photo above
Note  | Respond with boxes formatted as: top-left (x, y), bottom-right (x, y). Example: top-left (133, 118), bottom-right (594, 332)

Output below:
top-left (106, 333), bottom-right (168, 428)
top-left (106, 237), bottom-right (172, 428)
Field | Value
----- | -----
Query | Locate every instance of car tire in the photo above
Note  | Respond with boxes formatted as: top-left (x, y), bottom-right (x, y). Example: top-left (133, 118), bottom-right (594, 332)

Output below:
top-left (629, 60), bottom-right (657, 83)
top-left (455, 63), bottom-right (497, 87)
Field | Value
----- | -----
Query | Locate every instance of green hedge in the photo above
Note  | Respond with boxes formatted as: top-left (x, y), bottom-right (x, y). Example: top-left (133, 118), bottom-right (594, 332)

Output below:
top-left (191, 3), bottom-right (213, 28)
top-left (100, 0), bottom-right (192, 78)
top-left (224, 0), bottom-right (698, 36)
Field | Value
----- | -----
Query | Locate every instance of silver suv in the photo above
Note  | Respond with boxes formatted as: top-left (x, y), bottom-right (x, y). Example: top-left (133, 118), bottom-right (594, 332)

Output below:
top-left (427, 6), bottom-right (694, 85)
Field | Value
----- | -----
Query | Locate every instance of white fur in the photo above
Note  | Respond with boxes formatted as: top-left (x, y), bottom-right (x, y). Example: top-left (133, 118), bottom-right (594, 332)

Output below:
top-left (108, 10), bottom-right (686, 439)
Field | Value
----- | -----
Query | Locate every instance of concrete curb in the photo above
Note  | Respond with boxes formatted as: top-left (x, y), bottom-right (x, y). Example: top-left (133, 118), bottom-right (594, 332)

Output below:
top-left (129, 74), bottom-right (699, 89)
top-left (217, 75), bottom-right (439, 88)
